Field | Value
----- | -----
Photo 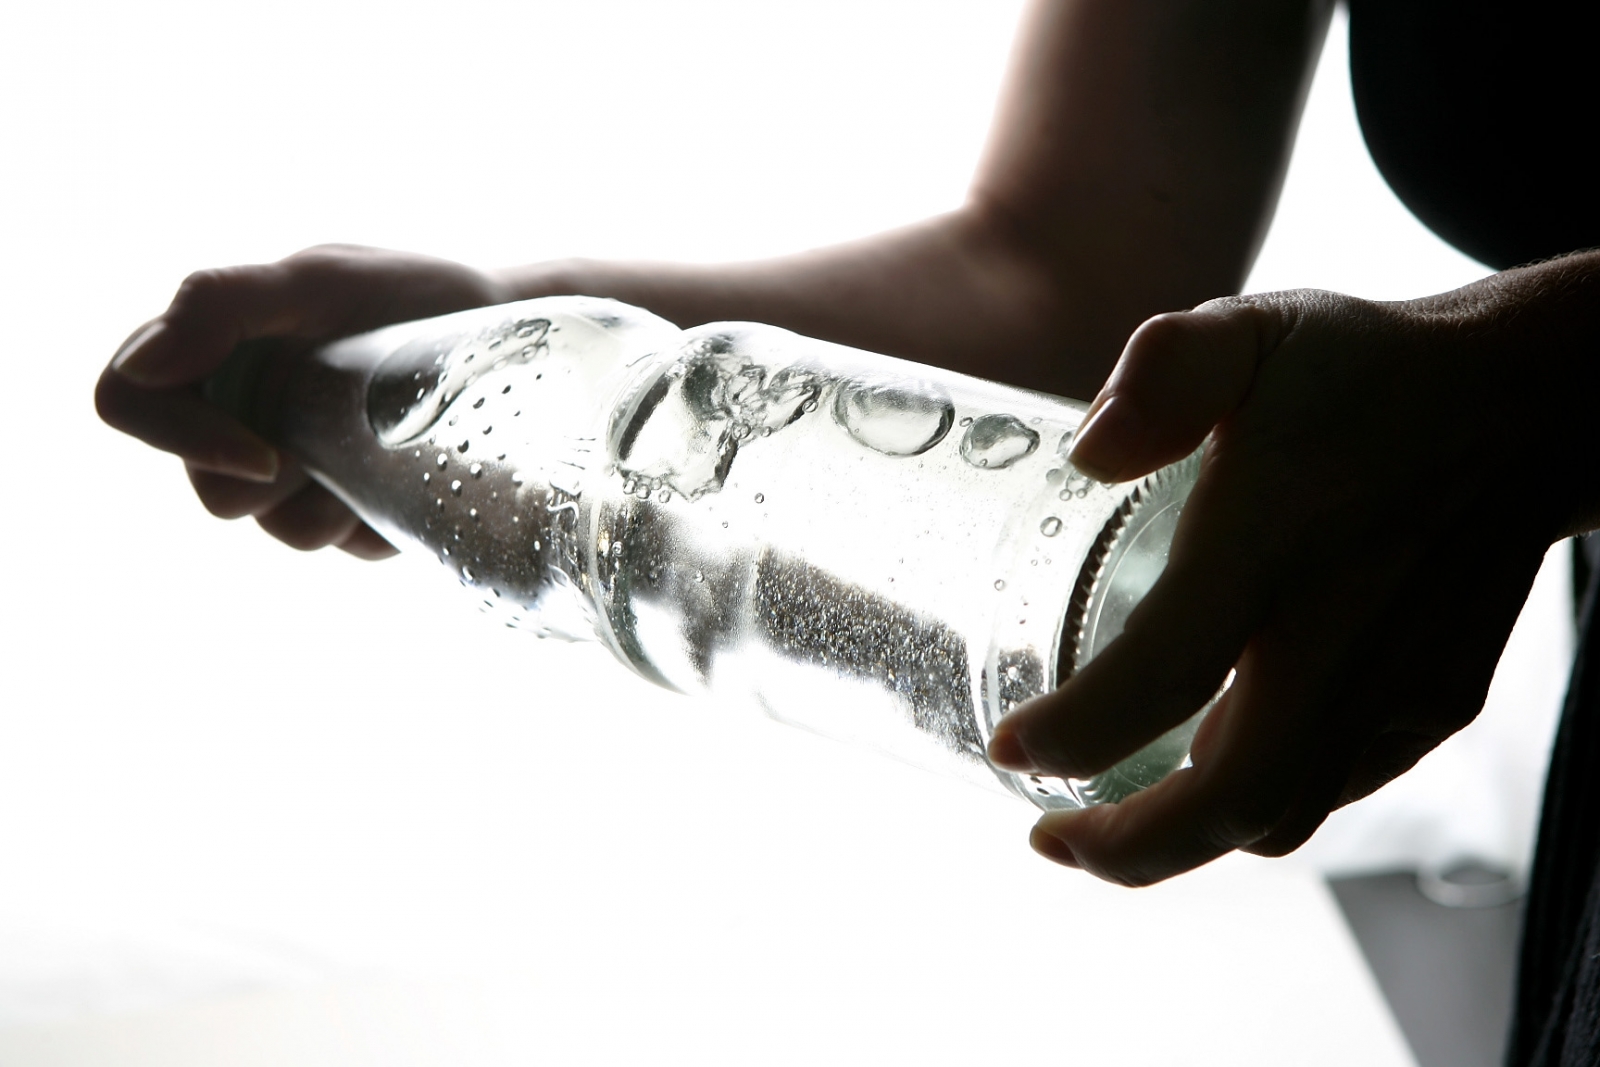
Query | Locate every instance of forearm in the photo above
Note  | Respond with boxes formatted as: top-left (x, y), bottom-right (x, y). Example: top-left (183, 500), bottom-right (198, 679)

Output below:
top-left (501, 0), bottom-right (1335, 403)
top-left (496, 208), bottom-right (1108, 396)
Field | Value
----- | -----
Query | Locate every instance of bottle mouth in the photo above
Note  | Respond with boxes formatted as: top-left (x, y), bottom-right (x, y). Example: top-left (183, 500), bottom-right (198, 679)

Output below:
top-left (1054, 452), bottom-right (1205, 805)
top-left (1059, 456), bottom-right (1196, 681)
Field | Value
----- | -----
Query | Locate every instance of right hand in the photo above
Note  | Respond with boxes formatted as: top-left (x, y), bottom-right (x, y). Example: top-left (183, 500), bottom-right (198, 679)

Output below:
top-left (96, 245), bottom-right (513, 558)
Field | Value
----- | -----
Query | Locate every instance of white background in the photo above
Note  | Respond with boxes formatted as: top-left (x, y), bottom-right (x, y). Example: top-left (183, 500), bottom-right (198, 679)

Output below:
top-left (0, 0), bottom-right (1568, 1061)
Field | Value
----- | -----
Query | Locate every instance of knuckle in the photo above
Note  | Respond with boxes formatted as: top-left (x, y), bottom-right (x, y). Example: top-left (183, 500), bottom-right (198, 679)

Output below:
top-left (1197, 803), bottom-right (1278, 855)
top-left (93, 369), bottom-right (131, 426)
top-left (194, 490), bottom-right (248, 520)
top-left (172, 267), bottom-right (232, 305)
top-left (188, 475), bottom-right (259, 520)
top-left (257, 517), bottom-right (332, 552)
top-left (1246, 823), bottom-right (1318, 859)
top-left (1125, 313), bottom-right (1198, 367)
top-left (291, 242), bottom-right (373, 262)
top-left (1098, 861), bottom-right (1162, 889)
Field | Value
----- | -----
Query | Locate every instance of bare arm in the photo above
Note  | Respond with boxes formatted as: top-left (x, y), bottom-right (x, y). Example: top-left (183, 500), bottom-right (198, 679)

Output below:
top-left (497, 0), bottom-right (1334, 400)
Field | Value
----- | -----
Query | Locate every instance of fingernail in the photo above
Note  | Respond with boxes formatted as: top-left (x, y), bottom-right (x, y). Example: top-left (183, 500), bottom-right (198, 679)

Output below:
top-left (198, 441), bottom-right (281, 484)
top-left (1068, 394), bottom-right (1145, 484)
top-left (1029, 824), bottom-right (1082, 868)
top-left (987, 728), bottom-right (1038, 773)
top-left (110, 321), bottom-right (168, 385)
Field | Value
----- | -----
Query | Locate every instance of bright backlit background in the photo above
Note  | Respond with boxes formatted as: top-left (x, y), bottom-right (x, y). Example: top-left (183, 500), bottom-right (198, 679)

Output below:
top-left (0, 2), bottom-right (1568, 1062)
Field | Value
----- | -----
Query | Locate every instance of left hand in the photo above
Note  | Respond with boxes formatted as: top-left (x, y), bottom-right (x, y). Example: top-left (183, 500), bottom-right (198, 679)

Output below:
top-left (987, 255), bottom-right (1600, 885)
top-left (96, 245), bottom-right (513, 557)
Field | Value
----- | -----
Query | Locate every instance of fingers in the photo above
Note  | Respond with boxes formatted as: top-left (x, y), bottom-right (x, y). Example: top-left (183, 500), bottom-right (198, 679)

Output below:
top-left (99, 246), bottom-right (506, 560)
top-left (256, 480), bottom-right (367, 552)
top-left (96, 369), bottom-right (280, 482)
top-left (989, 301), bottom-right (1298, 779)
top-left (1031, 515), bottom-right (1547, 884)
top-left (110, 264), bottom-right (304, 387)
top-left (338, 523), bottom-right (400, 560)
top-left (1068, 300), bottom-right (1283, 484)
top-left (988, 458), bottom-right (1281, 778)
top-left (108, 246), bottom-right (508, 392)
top-left (1026, 650), bottom-right (1321, 884)
top-left (1025, 572), bottom-right (1372, 884)
top-left (96, 264), bottom-right (307, 479)
top-left (189, 462), bottom-right (397, 558)
top-left (187, 463), bottom-right (309, 520)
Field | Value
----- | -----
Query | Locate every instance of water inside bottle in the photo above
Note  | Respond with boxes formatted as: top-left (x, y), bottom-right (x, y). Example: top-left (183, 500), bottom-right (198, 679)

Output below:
top-left (360, 305), bottom-right (1199, 806)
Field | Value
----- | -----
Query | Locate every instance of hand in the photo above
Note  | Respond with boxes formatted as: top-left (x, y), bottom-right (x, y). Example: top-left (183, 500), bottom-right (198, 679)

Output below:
top-left (988, 257), bottom-right (1600, 885)
top-left (96, 245), bottom-right (512, 557)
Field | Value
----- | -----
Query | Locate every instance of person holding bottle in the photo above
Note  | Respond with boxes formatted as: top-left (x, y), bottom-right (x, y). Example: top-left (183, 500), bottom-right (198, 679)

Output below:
top-left (96, 0), bottom-right (1599, 1061)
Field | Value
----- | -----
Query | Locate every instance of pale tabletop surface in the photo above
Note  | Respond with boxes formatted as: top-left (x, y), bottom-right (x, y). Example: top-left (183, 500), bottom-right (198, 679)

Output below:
top-left (0, 855), bottom-right (1414, 1067)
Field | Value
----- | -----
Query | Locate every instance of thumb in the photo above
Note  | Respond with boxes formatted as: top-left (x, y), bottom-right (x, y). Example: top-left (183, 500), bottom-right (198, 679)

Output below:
top-left (1069, 299), bottom-right (1285, 483)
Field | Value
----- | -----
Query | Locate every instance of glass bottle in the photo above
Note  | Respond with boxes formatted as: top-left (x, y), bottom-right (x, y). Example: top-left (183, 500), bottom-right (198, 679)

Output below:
top-left (207, 296), bottom-right (1206, 809)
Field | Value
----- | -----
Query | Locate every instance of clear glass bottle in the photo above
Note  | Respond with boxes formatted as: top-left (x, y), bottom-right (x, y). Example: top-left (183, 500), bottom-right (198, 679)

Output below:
top-left (207, 296), bottom-right (1205, 809)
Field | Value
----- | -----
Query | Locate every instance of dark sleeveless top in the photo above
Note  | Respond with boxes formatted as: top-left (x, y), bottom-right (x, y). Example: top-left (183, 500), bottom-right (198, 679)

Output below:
top-left (1348, 0), bottom-right (1599, 272)
top-left (1346, 3), bottom-right (1600, 1062)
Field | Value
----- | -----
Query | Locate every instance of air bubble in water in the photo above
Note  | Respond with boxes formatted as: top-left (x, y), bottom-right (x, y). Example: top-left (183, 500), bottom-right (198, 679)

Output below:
top-left (831, 378), bottom-right (954, 457)
top-left (1040, 516), bottom-right (1063, 537)
top-left (422, 472), bottom-right (431, 484)
top-left (461, 565), bottom-right (475, 582)
top-left (960, 414), bottom-right (1039, 470)
top-left (436, 453), bottom-right (448, 469)
top-left (754, 492), bottom-right (764, 504)
top-left (450, 480), bottom-right (463, 495)
top-left (469, 507), bottom-right (479, 521)
top-left (994, 579), bottom-right (1006, 591)
top-left (612, 332), bottom-right (824, 500)
top-left (469, 463), bottom-right (484, 478)
top-left (473, 397), bottom-right (485, 409)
